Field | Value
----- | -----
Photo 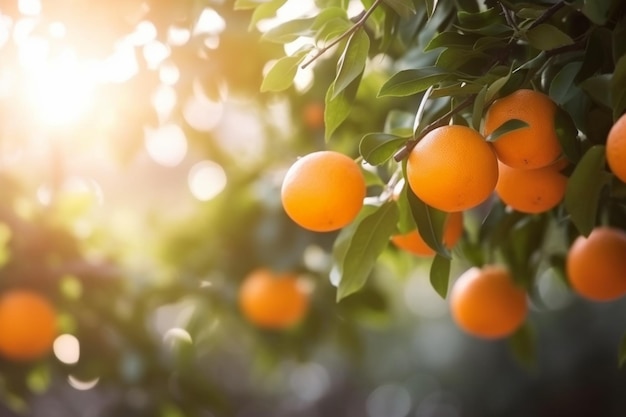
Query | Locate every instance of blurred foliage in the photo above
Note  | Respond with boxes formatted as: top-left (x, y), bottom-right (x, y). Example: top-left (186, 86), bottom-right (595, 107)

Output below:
top-left (0, 0), bottom-right (623, 416)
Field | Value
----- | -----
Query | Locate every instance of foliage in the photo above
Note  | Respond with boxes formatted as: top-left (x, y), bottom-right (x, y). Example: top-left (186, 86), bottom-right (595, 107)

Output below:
top-left (0, 0), bottom-right (625, 416)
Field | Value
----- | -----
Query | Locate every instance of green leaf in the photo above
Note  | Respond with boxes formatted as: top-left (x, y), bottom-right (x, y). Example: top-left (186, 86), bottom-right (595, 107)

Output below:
top-left (333, 29), bottom-right (370, 98)
top-left (613, 17), bottom-right (626, 63)
top-left (472, 85), bottom-right (488, 131)
top-left (424, 31), bottom-right (478, 51)
top-left (525, 24), bottom-right (574, 51)
top-left (336, 202), bottom-right (399, 301)
top-left (554, 106), bottom-right (581, 163)
top-left (485, 69), bottom-right (512, 102)
top-left (611, 56), bottom-right (626, 120)
top-left (384, 0), bottom-right (417, 18)
top-left (581, 0), bottom-right (611, 25)
top-left (508, 323), bottom-right (536, 369)
top-left (430, 254), bottom-right (451, 298)
top-left (261, 18), bottom-right (315, 43)
top-left (260, 53), bottom-right (308, 92)
top-left (457, 8), bottom-right (501, 29)
top-left (485, 119), bottom-right (529, 142)
top-left (378, 67), bottom-right (451, 97)
top-left (424, 0), bottom-right (439, 17)
top-left (359, 133), bottom-right (407, 165)
top-left (406, 188), bottom-right (450, 258)
top-left (234, 0), bottom-right (271, 10)
top-left (549, 62), bottom-right (583, 105)
top-left (580, 74), bottom-right (612, 109)
top-left (248, 0), bottom-right (287, 29)
top-left (315, 18), bottom-right (353, 43)
top-left (564, 145), bottom-right (611, 236)
top-left (325, 73), bottom-right (362, 140)
top-left (619, 332), bottom-right (626, 368)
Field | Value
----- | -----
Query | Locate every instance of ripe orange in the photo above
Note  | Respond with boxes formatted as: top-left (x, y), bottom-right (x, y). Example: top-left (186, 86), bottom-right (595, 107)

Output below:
top-left (391, 211), bottom-right (464, 256)
top-left (406, 125), bottom-right (498, 212)
top-left (0, 289), bottom-right (58, 361)
top-left (566, 227), bottom-right (626, 302)
top-left (607, 112), bottom-right (626, 183)
top-left (450, 265), bottom-right (528, 339)
top-left (238, 269), bottom-right (310, 330)
top-left (281, 151), bottom-right (365, 232)
top-left (484, 89), bottom-right (562, 169)
top-left (495, 159), bottom-right (567, 213)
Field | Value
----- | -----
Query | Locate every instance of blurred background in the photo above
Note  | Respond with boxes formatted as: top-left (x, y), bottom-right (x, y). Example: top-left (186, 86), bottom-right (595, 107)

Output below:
top-left (0, 0), bottom-right (624, 416)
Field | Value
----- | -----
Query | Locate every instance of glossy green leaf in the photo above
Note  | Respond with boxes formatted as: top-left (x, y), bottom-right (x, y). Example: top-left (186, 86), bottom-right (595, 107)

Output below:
top-left (554, 106), bottom-right (581, 163)
top-left (472, 85), bottom-right (488, 131)
top-left (359, 133), bottom-right (407, 165)
top-left (485, 69), bottom-right (512, 102)
top-left (430, 254), bottom-right (451, 299)
top-left (325, 73), bottom-right (362, 140)
top-left (384, 0), bottom-right (417, 18)
top-left (564, 145), bottom-right (611, 236)
top-left (424, 31), bottom-right (477, 51)
top-left (581, 0), bottom-right (611, 25)
top-left (611, 56), bottom-right (626, 120)
top-left (525, 24), bottom-right (574, 51)
top-left (248, 0), bottom-right (287, 29)
top-left (333, 29), bottom-right (370, 98)
top-left (261, 18), bottom-right (315, 43)
top-left (580, 74), bottom-right (611, 109)
top-left (424, 0), bottom-right (439, 18)
top-left (406, 188), bottom-right (450, 258)
top-left (378, 67), bottom-right (451, 97)
top-left (549, 62), bottom-right (582, 105)
top-left (336, 202), bottom-right (399, 301)
top-left (457, 7), bottom-right (501, 28)
top-left (260, 53), bottom-right (308, 92)
top-left (485, 119), bottom-right (529, 142)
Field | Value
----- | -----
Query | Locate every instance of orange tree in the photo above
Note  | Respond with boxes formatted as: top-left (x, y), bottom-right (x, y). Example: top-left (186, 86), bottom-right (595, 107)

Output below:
top-left (0, 0), bottom-right (625, 416)
top-left (251, 0), bottom-right (626, 335)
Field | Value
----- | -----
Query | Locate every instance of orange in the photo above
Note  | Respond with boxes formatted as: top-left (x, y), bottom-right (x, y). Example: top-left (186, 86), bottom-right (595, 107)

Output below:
top-left (303, 102), bottom-right (325, 130)
top-left (450, 265), bottom-right (528, 339)
top-left (0, 289), bottom-right (58, 361)
top-left (391, 211), bottom-right (464, 256)
top-left (566, 227), bottom-right (626, 302)
top-left (281, 151), bottom-right (365, 232)
top-left (406, 125), bottom-right (498, 212)
top-left (238, 268), bottom-right (310, 330)
top-left (484, 89), bottom-right (562, 169)
top-left (607, 112), bottom-right (626, 183)
top-left (495, 159), bottom-right (567, 213)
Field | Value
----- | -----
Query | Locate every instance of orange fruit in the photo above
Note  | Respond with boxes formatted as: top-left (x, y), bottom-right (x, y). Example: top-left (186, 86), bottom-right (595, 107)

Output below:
top-left (450, 265), bottom-right (528, 339)
top-left (239, 269), bottom-right (310, 330)
top-left (406, 125), bottom-right (498, 212)
top-left (495, 159), bottom-right (567, 213)
top-left (391, 211), bottom-right (464, 256)
top-left (607, 112), bottom-right (626, 183)
top-left (281, 151), bottom-right (365, 232)
top-left (0, 289), bottom-right (58, 361)
top-left (566, 227), bottom-right (626, 302)
top-left (303, 102), bottom-right (325, 130)
top-left (484, 89), bottom-right (562, 169)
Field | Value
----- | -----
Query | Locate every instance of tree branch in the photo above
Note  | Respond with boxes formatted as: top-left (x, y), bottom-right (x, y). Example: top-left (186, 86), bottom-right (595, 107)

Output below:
top-left (300, 0), bottom-right (383, 69)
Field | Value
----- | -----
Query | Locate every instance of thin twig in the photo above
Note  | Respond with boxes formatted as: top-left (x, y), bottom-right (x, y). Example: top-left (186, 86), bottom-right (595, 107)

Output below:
top-left (393, 95), bottom-right (476, 162)
top-left (527, 0), bottom-right (566, 30)
top-left (499, 2), bottom-right (519, 33)
top-left (301, 0), bottom-right (383, 69)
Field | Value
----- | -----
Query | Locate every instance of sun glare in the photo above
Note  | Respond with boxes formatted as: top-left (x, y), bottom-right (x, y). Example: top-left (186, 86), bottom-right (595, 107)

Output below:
top-left (22, 50), bottom-right (96, 127)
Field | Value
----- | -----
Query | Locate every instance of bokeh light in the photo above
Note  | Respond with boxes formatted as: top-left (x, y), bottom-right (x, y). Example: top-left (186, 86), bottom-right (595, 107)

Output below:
top-left (53, 334), bottom-right (80, 365)
top-left (187, 160), bottom-right (227, 201)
